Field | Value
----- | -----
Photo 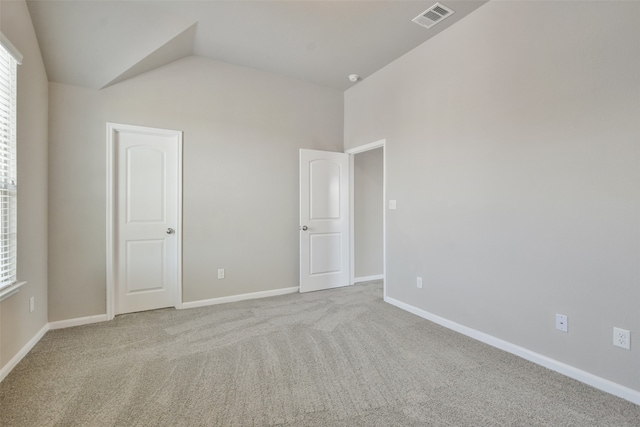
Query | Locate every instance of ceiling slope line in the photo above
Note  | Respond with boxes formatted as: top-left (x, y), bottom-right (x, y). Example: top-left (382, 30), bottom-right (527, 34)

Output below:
top-left (102, 23), bottom-right (198, 89)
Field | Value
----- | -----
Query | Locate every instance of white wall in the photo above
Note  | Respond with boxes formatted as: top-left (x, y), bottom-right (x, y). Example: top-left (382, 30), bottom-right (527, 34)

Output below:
top-left (354, 147), bottom-right (383, 278)
top-left (0, 0), bottom-right (49, 370)
top-left (48, 56), bottom-right (343, 321)
top-left (345, 1), bottom-right (640, 392)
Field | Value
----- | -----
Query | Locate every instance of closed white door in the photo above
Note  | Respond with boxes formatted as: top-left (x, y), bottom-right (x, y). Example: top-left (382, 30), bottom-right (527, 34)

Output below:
top-left (111, 124), bottom-right (181, 315)
top-left (299, 149), bottom-right (350, 293)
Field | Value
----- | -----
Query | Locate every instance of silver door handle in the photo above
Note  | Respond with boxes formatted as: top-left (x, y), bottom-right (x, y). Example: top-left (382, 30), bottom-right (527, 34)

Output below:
top-left (166, 228), bottom-right (175, 235)
top-left (301, 225), bottom-right (308, 231)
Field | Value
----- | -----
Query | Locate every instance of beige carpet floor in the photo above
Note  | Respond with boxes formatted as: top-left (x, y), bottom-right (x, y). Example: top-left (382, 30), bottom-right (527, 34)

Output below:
top-left (1, 282), bottom-right (639, 426)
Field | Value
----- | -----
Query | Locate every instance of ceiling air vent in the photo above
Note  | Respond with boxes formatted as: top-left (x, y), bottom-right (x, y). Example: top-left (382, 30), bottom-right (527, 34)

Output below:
top-left (412, 3), bottom-right (455, 29)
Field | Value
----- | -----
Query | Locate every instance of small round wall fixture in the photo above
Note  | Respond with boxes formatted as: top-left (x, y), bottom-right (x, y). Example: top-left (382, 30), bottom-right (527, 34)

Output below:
top-left (348, 74), bottom-right (361, 82)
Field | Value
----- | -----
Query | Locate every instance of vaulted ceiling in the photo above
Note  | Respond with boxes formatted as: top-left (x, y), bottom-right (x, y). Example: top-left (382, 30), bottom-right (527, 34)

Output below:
top-left (26, 0), bottom-right (487, 91)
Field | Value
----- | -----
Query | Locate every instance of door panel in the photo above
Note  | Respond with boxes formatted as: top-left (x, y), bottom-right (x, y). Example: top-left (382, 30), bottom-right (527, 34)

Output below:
top-left (113, 125), bottom-right (180, 315)
top-left (310, 233), bottom-right (342, 275)
top-left (310, 161), bottom-right (341, 219)
top-left (126, 146), bottom-right (165, 222)
top-left (125, 240), bottom-right (165, 293)
top-left (300, 149), bottom-right (349, 293)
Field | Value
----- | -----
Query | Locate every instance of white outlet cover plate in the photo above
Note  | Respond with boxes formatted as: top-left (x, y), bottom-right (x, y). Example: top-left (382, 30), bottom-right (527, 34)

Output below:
top-left (613, 327), bottom-right (630, 350)
top-left (555, 314), bottom-right (568, 332)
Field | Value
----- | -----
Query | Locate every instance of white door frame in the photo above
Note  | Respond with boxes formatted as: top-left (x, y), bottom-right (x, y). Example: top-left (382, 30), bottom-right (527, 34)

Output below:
top-left (106, 122), bottom-right (184, 320)
top-left (345, 139), bottom-right (387, 300)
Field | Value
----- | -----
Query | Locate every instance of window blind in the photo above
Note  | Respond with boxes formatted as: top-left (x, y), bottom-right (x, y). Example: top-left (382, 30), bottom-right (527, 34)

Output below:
top-left (0, 41), bottom-right (18, 290)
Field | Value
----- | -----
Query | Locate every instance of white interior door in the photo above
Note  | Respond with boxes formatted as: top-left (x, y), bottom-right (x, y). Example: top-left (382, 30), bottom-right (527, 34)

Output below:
top-left (299, 149), bottom-right (350, 293)
top-left (110, 124), bottom-right (181, 315)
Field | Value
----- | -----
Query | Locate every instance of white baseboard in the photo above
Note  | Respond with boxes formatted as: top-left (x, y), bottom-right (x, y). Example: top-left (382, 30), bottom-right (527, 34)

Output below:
top-left (49, 314), bottom-right (109, 330)
top-left (385, 296), bottom-right (640, 405)
top-left (0, 323), bottom-right (49, 383)
top-left (353, 274), bottom-right (384, 284)
top-left (181, 286), bottom-right (299, 309)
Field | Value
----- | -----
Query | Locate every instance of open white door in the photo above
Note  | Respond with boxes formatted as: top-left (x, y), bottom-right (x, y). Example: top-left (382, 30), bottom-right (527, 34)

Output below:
top-left (108, 123), bottom-right (182, 316)
top-left (299, 149), bottom-right (350, 293)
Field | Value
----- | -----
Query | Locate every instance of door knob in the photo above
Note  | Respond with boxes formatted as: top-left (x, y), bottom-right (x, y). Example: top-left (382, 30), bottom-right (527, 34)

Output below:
top-left (301, 225), bottom-right (308, 231)
top-left (166, 228), bottom-right (175, 234)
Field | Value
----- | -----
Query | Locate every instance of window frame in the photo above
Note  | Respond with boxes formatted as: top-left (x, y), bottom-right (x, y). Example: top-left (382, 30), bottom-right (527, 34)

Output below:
top-left (0, 32), bottom-right (24, 302)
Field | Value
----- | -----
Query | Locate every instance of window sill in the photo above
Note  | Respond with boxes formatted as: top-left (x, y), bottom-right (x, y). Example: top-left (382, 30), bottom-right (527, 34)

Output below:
top-left (0, 281), bottom-right (27, 302)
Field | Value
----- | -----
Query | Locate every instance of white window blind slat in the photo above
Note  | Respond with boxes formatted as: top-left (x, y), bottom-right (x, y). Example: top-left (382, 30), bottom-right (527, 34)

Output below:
top-left (0, 40), bottom-right (18, 290)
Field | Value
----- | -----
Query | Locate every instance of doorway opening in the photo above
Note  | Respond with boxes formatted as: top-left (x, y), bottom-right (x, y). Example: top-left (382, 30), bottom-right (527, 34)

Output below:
top-left (346, 140), bottom-right (386, 299)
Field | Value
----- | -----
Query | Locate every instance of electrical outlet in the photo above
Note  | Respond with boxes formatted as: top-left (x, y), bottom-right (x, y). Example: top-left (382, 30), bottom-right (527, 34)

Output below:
top-left (416, 277), bottom-right (423, 289)
top-left (613, 327), bottom-right (630, 350)
top-left (389, 200), bottom-right (397, 210)
top-left (555, 314), bottom-right (568, 332)
top-left (218, 269), bottom-right (225, 280)
top-left (29, 297), bottom-right (34, 313)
